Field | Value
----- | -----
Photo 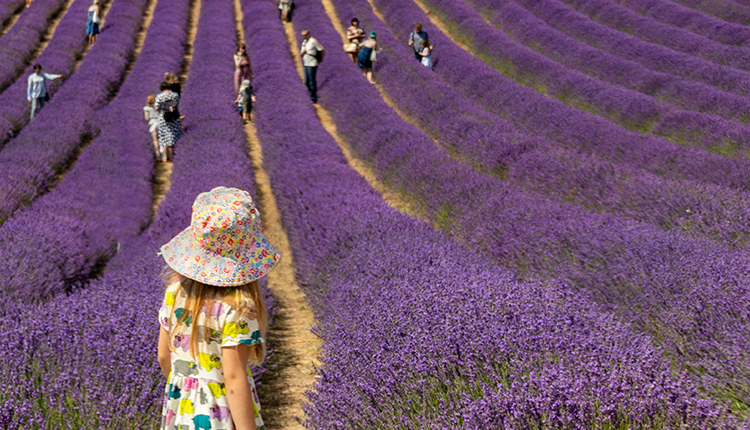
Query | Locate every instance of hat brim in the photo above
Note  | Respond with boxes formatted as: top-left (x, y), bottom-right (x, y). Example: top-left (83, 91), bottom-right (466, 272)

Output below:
top-left (160, 226), bottom-right (281, 287)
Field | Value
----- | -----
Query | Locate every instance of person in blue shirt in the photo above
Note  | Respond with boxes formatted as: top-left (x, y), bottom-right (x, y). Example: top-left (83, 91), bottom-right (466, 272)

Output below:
top-left (27, 64), bottom-right (62, 121)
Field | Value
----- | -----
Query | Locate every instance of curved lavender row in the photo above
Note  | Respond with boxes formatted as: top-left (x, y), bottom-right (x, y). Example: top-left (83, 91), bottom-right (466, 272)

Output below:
top-left (561, 0), bottom-right (750, 72)
top-left (0, 0), bottom-right (69, 92)
top-left (418, 0), bottom-right (750, 157)
top-left (244, 2), bottom-right (739, 427)
top-left (0, 0), bottom-right (149, 223)
top-left (372, 0), bottom-right (750, 195)
top-left (617, 0), bottom-right (750, 47)
top-left (0, 0), bottom-right (279, 426)
top-left (0, 0), bottom-right (189, 309)
top-left (329, 0), bottom-right (750, 247)
top-left (483, 0), bottom-right (750, 106)
top-left (671, 0), bottom-right (750, 25)
top-left (0, 0), bottom-right (95, 144)
top-left (295, 0), bottom-right (750, 413)
top-left (0, 0), bottom-right (24, 30)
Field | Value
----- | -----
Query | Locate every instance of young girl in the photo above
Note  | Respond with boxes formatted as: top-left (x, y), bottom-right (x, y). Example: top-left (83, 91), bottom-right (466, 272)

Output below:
top-left (234, 79), bottom-right (256, 123)
top-left (419, 39), bottom-right (432, 70)
top-left (143, 94), bottom-right (161, 159)
top-left (157, 186), bottom-right (280, 430)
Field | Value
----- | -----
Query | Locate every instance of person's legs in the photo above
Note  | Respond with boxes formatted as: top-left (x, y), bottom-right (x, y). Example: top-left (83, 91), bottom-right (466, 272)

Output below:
top-left (366, 68), bottom-right (373, 83)
top-left (30, 97), bottom-right (44, 120)
top-left (304, 66), bottom-right (317, 103)
top-left (150, 130), bottom-right (160, 157)
top-left (30, 98), bottom-right (38, 120)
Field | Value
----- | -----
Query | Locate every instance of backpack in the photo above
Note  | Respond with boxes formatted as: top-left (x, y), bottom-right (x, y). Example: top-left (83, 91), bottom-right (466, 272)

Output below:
top-left (312, 39), bottom-right (325, 63)
top-left (161, 98), bottom-right (180, 122)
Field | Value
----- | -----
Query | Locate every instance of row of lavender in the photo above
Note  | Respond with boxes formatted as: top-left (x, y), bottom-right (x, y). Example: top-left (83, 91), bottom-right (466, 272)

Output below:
top-left (372, 0), bottom-right (750, 197)
top-left (513, 0), bottom-right (750, 81)
top-left (329, 0), bottom-right (750, 248)
top-left (418, 0), bottom-right (750, 157)
top-left (561, 0), bottom-right (750, 72)
top-left (0, 0), bottom-right (24, 29)
top-left (475, 0), bottom-right (750, 110)
top-left (0, 0), bottom-right (148, 223)
top-left (0, 0), bottom-right (189, 313)
top-left (0, 0), bottom-right (94, 145)
top-left (615, 0), bottom-right (750, 47)
top-left (0, 0), bottom-right (280, 426)
top-left (670, 0), bottom-right (750, 26)
top-left (0, 0), bottom-right (68, 91)
top-left (242, 1), bottom-right (741, 427)
top-left (295, 0), bottom-right (750, 417)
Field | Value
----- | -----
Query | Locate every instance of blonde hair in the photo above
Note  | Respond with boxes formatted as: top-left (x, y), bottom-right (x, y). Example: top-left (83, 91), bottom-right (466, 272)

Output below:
top-left (163, 267), bottom-right (268, 365)
top-left (146, 94), bottom-right (155, 106)
top-left (164, 72), bottom-right (179, 84)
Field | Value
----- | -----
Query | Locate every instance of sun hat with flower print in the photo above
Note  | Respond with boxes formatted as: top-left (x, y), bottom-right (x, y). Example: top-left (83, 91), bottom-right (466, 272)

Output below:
top-left (160, 186), bottom-right (280, 286)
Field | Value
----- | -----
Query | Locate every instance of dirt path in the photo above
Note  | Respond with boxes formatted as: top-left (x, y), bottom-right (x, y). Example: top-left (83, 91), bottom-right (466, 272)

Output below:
top-left (26, 0), bottom-right (79, 69)
top-left (234, 2), bottom-right (322, 428)
top-left (151, 0), bottom-right (200, 220)
top-left (0, 2), bottom-right (24, 38)
top-left (282, 20), bottom-right (428, 222)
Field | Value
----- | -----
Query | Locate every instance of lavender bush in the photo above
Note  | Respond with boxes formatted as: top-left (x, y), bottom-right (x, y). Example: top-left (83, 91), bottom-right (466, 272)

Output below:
top-left (562, 0), bottom-right (750, 71)
top-left (327, 0), bottom-right (750, 248)
top-left (478, 0), bottom-right (750, 104)
top-left (0, 0), bottom-right (69, 92)
top-left (0, 0), bottom-right (24, 30)
top-left (0, 0), bottom-right (278, 427)
top-left (0, 0), bottom-right (94, 144)
top-left (292, 0), bottom-right (750, 416)
top-left (0, 0), bottom-right (149, 222)
top-left (416, 0), bottom-right (750, 156)
top-left (0, 0), bottom-right (189, 311)
top-left (670, 0), bottom-right (750, 25)
top-left (371, 0), bottom-right (750, 194)
top-left (617, 0), bottom-right (750, 47)
top-left (240, 1), bottom-right (742, 427)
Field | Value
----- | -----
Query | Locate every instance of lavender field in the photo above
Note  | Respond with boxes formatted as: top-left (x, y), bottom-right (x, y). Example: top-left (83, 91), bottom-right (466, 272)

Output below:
top-left (0, 0), bottom-right (749, 428)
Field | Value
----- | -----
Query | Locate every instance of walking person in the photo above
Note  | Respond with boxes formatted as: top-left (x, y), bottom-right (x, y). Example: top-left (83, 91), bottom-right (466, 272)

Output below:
top-left (165, 72), bottom-right (181, 95)
top-left (27, 64), bottom-right (62, 121)
top-left (154, 81), bottom-right (181, 163)
top-left (418, 39), bottom-right (433, 70)
top-left (234, 79), bottom-right (256, 124)
top-left (345, 18), bottom-right (366, 63)
top-left (278, 0), bottom-right (292, 22)
top-left (86, 0), bottom-right (101, 45)
top-left (233, 44), bottom-right (251, 95)
top-left (408, 23), bottom-right (431, 63)
top-left (157, 186), bottom-right (279, 430)
top-left (144, 94), bottom-right (161, 159)
top-left (358, 32), bottom-right (378, 84)
top-left (300, 29), bottom-right (324, 104)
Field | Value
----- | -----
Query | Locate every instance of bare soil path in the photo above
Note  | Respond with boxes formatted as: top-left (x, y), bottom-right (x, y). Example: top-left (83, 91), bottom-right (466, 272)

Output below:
top-left (234, 1), bottom-right (322, 428)
top-left (281, 19), bottom-right (428, 222)
top-left (151, 0), bottom-right (201, 220)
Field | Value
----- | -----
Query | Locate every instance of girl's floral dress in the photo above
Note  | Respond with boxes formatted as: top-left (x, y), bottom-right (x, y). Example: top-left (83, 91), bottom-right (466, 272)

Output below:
top-left (158, 283), bottom-right (265, 430)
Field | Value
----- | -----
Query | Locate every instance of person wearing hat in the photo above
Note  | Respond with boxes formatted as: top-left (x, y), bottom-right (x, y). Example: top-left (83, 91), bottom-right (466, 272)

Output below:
top-left (358, 31), bottom-right (378, 84)
top-left (234, 79), bottom-right (256, 123)
top-left (86, 0), bottom-right (101, 45)
top-left (157, 187), bottom-right (280, 430)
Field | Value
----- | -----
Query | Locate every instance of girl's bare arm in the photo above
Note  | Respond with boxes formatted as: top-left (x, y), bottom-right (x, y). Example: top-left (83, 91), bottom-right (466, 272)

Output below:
top-left (223, 345), bottom-right (258, 430)
top-left (157, 327), bottom-right (171, 379)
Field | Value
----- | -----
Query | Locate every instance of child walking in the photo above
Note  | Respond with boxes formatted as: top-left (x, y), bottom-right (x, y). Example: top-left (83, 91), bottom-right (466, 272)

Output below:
top-left (234, 79), bottom-right (255, 123)
top-left (157, 187), bottom-right (281, 430)
top-left (419, 39), bottom-right (432, 70)
top-left (143, 94), bottom-right (161, 159)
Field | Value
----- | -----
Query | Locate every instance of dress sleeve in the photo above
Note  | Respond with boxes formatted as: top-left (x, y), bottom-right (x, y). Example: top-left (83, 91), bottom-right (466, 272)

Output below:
top-left (158, 284), bottom-right (177, 330)
top-left (221, 302), bottom-right (263, 347)
top-left (154, 94), bottom-right (162, 110)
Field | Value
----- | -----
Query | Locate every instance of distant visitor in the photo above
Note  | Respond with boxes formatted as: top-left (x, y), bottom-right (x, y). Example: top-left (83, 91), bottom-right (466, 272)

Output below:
top-left (27, 64), bottom-right (62, 121)
top-left (408, 22), bottom-right (431, 63)
top-left (300, 29), bottom-right (324, 104)
top-left (86, 0), bottom-right (101, 45)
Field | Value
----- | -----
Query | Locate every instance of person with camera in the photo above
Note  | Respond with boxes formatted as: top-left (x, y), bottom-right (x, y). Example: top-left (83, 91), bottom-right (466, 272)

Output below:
top-left (300, 29), bottom-right (324, 104)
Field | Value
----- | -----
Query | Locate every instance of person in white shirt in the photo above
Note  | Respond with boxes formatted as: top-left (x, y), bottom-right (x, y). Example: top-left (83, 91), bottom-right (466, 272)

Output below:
top-left (300, 29), bottom-right (324, 103)
top-left (27, 64), bottom-right (62, 121)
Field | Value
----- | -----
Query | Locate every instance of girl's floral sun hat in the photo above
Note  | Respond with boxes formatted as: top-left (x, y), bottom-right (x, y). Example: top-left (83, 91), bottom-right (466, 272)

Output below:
top-left (160, 187), bottom-right (280, 286)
